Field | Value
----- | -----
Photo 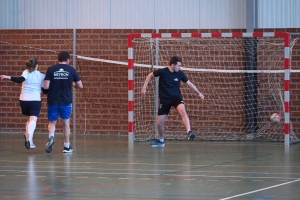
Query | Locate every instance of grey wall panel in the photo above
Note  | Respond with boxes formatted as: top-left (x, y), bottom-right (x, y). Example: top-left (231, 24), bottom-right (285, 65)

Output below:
top-left (111, 0), bottom-right (155, 29)
top-left (0, 0), bottom-right (245, 29)
top-left (199, 0), bottom-right (245, 29)
top-left (154, 0), bottom-right (200, 29)
top-left (23, 0), bottom-right (67, 29)
top-left (68, 0), bottom-right (111, 28)
top-left (0, 0), bottom-right (22, 29)
top-left (0, 0), bottom-right (299, 29)
top-left (257, 0), bottom-right (300, 28)
top-left (0, 0), bottom-right (68, 29)
top-left (111, 0), bottom-right (245, 29)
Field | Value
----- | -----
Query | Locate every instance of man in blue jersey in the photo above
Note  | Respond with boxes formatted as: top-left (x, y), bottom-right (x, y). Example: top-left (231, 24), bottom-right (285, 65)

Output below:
top-left (141, 56), bottom-right (204, 146)
top-left (43, 51), bottom-right (83, 153)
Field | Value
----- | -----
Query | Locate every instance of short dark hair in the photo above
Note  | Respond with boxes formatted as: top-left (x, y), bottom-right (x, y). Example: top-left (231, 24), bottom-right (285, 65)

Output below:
top-left (169, 56), bottom-right (182, 66)
top-left (58, 51), bottom-right (70, 62)
top-left (26, 58), bottom-right (38, 73)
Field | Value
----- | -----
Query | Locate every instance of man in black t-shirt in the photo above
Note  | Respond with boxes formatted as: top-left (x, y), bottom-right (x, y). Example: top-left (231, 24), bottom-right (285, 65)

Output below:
top-left (141, 56), bottom-right (204, 146)
top-left (43, 51), bottom-right (83, 153)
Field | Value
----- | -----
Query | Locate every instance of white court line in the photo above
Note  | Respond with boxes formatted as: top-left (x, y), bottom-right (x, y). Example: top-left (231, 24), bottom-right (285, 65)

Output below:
top-left (219, 178), bottom-right (300, 200)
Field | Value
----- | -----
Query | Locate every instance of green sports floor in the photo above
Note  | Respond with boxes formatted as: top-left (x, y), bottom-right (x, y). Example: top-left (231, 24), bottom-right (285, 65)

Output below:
top-left (0, 133), bottom-right (300, 200)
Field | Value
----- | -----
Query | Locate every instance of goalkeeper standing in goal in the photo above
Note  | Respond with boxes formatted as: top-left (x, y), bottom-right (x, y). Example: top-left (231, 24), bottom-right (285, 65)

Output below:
top-left (141, 56), bottom-right (204, 146)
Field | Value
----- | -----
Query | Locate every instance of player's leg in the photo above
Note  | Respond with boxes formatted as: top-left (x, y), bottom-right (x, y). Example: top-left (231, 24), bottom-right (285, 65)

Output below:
top-left (19, 101), bottom-right (30, 149)
top-left (175, 98), bottom-right (195, 141)
top-left (61, 119), bottom-right (72, 153)
top-left (27, 116), bottom-right (37, 148)
top-left (45, 120), bottom-right (57, 153)
top-left (157, 114), bottom-right (168, 139)
top-left (151, 101), bottom-right (170, 146)
top-left (59, 104), bottom-right (73, 153)
top-left (45, 105), bottom-right (58, 153)
top-left (150, 114), bottom-right (167, 146)
top-left (48, 120), bottom-right (57, 136)
top-left (26, 120), bottom-right (29, 134)
top-left (27, 101), bottom-right (41, 148)
top-left (176, 104), bottom-right (190, 132)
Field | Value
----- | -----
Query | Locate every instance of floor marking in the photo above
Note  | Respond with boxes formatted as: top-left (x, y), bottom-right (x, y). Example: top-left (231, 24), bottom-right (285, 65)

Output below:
top-left (76, 177), bottom-right (88, 179)
top-left (219, 178), bottom-right (300, 200)
top-left (184, 179), bottom-right (195, 181)
top-left (56, 176), bottom-right (67, 178)
top-left (97, 177), bottom-right (108, 179)
top-left (118, 178), bottom-right (129, 180)
top-left (230, 180), bottom-right (241, 182)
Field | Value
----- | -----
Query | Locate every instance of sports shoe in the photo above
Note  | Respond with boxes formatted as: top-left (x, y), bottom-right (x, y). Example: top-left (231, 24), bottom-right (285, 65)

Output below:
top-left (45, 136), bottom-right (55, 153)
top-left (63, 146), bottom-right (73, 153)
top-left (30, 144), bottom-right (36, 149)
top-left (187, 130), bottom-right (196, 141)
top-left (150, 139), bottom-right (165, 147)
top-left (24, 133), bottom-right (30, 149)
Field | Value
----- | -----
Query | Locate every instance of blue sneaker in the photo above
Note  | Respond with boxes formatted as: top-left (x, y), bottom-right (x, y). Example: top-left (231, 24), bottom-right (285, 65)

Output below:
top-left (150, 139), bottom-right (165, 147)
top-left (187, 131), bottom-right (196, 141)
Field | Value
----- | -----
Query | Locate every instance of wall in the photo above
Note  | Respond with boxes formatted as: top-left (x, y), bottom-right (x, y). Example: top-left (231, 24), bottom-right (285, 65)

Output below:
top-left (0, 28), bottom-right (299, 136)
top-left (1, 0), bottom-right (300, 29)
top-left (0, 29), bottom-right (136, 134)
top-left (257, 0), bottom-right (300, 28)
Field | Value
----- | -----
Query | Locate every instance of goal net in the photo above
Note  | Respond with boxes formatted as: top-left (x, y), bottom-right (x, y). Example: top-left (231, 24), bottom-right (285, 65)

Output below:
top-left (128, 32), bottom-right (300, 144)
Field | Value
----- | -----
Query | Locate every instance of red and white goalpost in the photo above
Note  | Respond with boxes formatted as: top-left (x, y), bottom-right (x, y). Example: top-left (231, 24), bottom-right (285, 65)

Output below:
top-left (128, 32), bottom-right (297, 147)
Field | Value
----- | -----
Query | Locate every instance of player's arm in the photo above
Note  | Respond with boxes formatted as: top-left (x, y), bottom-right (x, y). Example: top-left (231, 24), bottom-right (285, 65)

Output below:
top-left (141, 72), bottom-right (154, 95)
top-left (186, 80), bottom-right (204, 100)
top-left (0, 75), bottom-right (25, 83)
top-left (41, 80), bottom-right (50, 94)
top-left (73, 80), bottom-right (83, 89)
top-left (43, 80), bottom-right (50, 89)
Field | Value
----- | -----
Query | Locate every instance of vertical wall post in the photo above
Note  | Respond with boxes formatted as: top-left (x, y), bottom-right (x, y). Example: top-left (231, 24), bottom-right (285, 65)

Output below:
top-left (73, 28), bottom-right (77, 139)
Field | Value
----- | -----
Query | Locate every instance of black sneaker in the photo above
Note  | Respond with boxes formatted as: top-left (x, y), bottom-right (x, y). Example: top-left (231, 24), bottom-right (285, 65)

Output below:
top-left (45, 136), bottom-right (55, 153)
top-left (63, 146), bottom-right (73, 153)
top-left (187, 131), bottom-right (196, 141)
top-left (24, 133), bottom-right (30, 149)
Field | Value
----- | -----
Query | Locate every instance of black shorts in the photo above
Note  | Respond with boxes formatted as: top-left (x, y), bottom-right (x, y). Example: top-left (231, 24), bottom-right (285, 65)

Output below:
top-left (19, 100), bottom-right (42, 117)
top-left (158, 97), bottom-right (184, 115)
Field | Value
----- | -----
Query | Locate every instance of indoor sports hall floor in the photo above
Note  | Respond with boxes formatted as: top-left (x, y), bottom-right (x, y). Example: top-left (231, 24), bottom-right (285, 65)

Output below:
top-left (0, 133), bottom-right (300, 200)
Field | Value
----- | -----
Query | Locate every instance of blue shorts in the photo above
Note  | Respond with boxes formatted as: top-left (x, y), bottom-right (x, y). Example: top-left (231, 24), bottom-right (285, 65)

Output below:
top-left (47, 104), bottom-right (72, 121)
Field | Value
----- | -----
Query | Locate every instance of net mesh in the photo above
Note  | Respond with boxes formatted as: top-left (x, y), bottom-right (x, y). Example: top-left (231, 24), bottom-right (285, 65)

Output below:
top-left (132, 36), bottom-right (300, 143)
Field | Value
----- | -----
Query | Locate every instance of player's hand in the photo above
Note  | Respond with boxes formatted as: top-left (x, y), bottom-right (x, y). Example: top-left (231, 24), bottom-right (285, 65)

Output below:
top-left (199, 92), bottom-right (204, 100)
top-left (0, 75), bottom-right (10, 80)
top-left (141, 87), bottom-right (147, 96)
